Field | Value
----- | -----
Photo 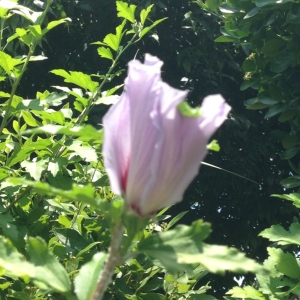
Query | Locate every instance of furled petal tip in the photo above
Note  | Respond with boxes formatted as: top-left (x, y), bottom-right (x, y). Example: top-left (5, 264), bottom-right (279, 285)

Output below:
top-left (102, 54), bottom-right (231, 217)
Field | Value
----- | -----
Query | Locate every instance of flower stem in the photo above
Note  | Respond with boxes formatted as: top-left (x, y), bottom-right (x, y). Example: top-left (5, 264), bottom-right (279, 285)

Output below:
top-left (90, 223), bottom-right (124, 300)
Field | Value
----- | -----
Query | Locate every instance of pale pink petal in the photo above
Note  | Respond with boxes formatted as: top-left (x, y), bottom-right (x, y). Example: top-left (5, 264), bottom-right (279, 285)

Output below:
top-left (102, 54), bottom-right (231, 216)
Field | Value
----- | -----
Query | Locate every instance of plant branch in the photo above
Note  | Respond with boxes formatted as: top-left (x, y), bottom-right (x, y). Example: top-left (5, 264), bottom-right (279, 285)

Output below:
top-left (90, 223), bottom-right (124, 300)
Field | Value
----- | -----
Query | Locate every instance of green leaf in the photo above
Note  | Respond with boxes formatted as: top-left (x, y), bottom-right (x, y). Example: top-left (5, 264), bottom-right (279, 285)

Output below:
top-left (13, 120), bottom-right (20, 133)
top-left (6, 178), bottom-right (105, 209)
top-left (280, 147), bottom-right (300, 160)
top-left (138, 220), bottom-right (211, 273)
top-left (0, 51), bottom-right (21, 76)
top-left (282, 135), bottom-right (299, 149)
top-left (139, 18), bottom-right (168, 39)
top-left (41, 91), bottom-right (69, 107)
top-left (206, 140), bottom-right (220, 152)
top-left (255, 0), bottom-right (292, 7)
top-left (0, 215), bottom-right (19, 244)
top-left (259, 223), bottom-right (300, 246)
top-left (166, 211), bottom-right (188, 230)
top-left (8, 139), bottom-right (53, 167)
top-left (244, 7), bottom-right (261, 18)
top-left (270, 52), bottom-right (293, 73)
top-left (17, 99), bottom-right (44, 111)
top-left (242, 59), bottom-right (256, 72)
top-left (205, 0), bottom-right (222, 13)
top-left (264, 104), bottom-right (284, 119)
top-left (138, 220), bottom-right (263, 275)
top-left (51, 69), bottom-right (98, 93)
top-left (42, 18), bottom-right (71, 35)
top-left (214, 36), bottom-right (237, 43)
top-left (262, 39), bottom-right (286, 57)
top-left (74, 252), bottom-right (107, 300)
top-left (67, 140), bottom-right (98, 162)
top-left (22, 111), bottom-right (40, 127)
top-left (271, 193), bottom-right (300, 208)
top-left (140, 4), bottom-right (154, 25)
top-left (280, 176), bottom-right (300, 188)
top-left (226, 286), bottom-right (264, 299)
top-left (23, 124), bottom-right (103, 142)
top-left (287, 4), bottom-right (300, 24)
top-left (55, 228), bottom-right (93, 251)
top-left (257, 95), bottom-right (279, 105)
top-left (26, 237), bottom-right (71, 292)
top-left (48, 158), bottom-right (68, 177)
top-left (116, 1), bottom-right (136, 23)
top-left (28, 25), bottom-right (42, 40)
top-left (103, 20), bottom-right (126, 51)
top-left (32, 110), bottom-right (65, 125)
top-left (0, 236), bottom-right (34, 280)
top-left (97, 47), bottom-right (113, 60)
top-left (178, 101), bottom-right (202, 117)
top-left (176, 244), bottom-right (264, 275)
top-left (21, 159), bottom-right (48, 181)
top-left (268, 247), bottom-right (300, 279)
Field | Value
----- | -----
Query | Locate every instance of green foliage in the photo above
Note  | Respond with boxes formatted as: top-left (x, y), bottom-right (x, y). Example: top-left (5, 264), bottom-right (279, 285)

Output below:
top-left (74, 252), bottom-right (107, 300)
top-left (0, 0), bottom-right (261, 299)
top-left (198, 0), bottom-right (300, 298)
top-left (213, 0), bottom-right (300, 188)
top-left (139, 220), bottom-right (263, 275)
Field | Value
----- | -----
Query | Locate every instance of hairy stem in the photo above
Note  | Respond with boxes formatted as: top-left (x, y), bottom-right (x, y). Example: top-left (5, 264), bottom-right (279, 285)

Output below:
top-left (91, 223), bottom-right (124, 300)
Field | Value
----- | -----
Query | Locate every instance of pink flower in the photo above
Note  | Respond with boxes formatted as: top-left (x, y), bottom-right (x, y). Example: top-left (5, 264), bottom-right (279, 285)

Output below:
top-left (102, 54), bottom-right (231, 216)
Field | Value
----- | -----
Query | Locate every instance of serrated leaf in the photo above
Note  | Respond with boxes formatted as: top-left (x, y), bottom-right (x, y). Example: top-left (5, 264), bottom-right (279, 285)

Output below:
top-left (259, 223), bottom-right (300, 246)
top-left (97, 47), bottom-right (113, 60)
top-left (74, 252), bottom-right (107, 300)
top-left (138, 220), bottom-right (211, 273)
top-left (48, 158), bottom-right (68, 177)
top-left (268, 247), bottom-right (300, 279)
top-left (116, 1), bottom-right (136, 23)
top-left (177, 244), bottom-right (264, 275)
top-left (41, 91), bottom-right (68, 107)
top-left (138, 220), bottom-right (263, 275)
top-left (67, 140), bottom-right (97, 162)
top-left (8, 139), bottom-right (52, 167)
top-left (140, 4), bottom-right (154, 25)
top-left (26, 237), bottom-right (71, 292)
top-left (226, 286), bottom-right (264, 299)
top-left (103, 20), bottom-right (126, 51)
top-left (21, 159), bottom-right (48, 181)
top-left (271, 193), bottom-right (300, 208)
top-left (51, 69), bottom-right (98, 93)
top-left (32, 110), bottom-right (65, 125)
